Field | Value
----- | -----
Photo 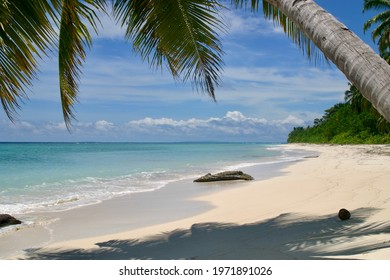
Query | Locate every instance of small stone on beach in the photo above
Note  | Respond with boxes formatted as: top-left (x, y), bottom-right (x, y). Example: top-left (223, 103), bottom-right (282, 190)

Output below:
top-left (338, 208), bottom-right (351, 220)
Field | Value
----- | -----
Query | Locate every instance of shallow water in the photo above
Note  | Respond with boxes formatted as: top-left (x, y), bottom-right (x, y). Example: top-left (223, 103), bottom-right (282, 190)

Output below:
top-left (0, 142), bottom-right (309, 215)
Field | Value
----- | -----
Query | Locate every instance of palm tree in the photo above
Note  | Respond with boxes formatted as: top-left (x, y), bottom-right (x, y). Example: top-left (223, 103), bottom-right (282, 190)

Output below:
top-left (0, 0), bottom-right (57, 121)
top-left (363, 0), bottom-right (390, 63)
top-left (232, 0), bottom-right (390, 123)
top-left (344, 83), bottom-right (372, 114)
top-left (1, 0), bottom-right (224, 126)
top-left (2, 0), bottom-right (390, 125)
top-left (344, 82), bottom-right (390, 133)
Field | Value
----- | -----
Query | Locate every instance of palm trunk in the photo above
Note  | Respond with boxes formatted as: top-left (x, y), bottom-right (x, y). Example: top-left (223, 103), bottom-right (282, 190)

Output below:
top-left (265, 0), bottom-right (390, 122)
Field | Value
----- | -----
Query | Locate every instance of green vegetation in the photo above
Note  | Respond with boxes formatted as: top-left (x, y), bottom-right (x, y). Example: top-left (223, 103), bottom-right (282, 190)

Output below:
top-left (288, 84), bottom-right (390, 144)
top-left (364, 0), bottom-right (390, 63)
top-left (3, 1), bottom-right (390, 128)
top-left (288, 1), bottom-right (390, 144)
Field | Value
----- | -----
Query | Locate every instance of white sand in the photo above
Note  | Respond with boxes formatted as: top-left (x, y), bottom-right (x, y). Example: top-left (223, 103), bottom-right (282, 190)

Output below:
top-left (7, 144), bottom-right (390, 259)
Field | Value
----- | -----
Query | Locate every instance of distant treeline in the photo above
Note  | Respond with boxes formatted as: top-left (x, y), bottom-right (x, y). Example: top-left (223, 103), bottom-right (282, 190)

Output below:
top-left (288, 84), bottom-right (390, 144)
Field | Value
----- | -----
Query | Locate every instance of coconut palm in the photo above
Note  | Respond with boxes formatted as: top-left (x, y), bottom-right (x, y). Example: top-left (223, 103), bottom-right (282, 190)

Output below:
top-left (344, 83), bottom-right (372, 114)
top-left (363, 0), bottom-right (390, 63)
top-left (232, 0), bottom-right (390, 122)
top-left (1, 0), bottom-right (224, 126)
top-left (0, 0), bottom-right (57, 121)
top-left (2, 0), bottom-right (390, 125)
top-left (344, 82), bottom-right (390, 132)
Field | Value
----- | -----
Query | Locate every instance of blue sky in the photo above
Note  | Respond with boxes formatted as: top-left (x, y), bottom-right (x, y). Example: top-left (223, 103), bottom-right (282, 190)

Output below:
top-left (0, 0), bottom-right (380, 142)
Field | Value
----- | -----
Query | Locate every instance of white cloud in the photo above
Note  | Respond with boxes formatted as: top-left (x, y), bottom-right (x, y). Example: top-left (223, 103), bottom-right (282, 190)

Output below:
top-left (223, 66), bottom-right (346, 93)
top-left (94, 13), bottom-right (126, 40)
top-left (95, 120), bottom-right (115, 131)
top-left (279, 115), bottom-right (306, 126)
top-left (10, 121), bottom-right (36, 130)
top-left (125, 111), bottom-right (304, 141)
top-left (87, 6), bottom-right (281, 40)
top-left (0, 120), bottom-right (41, 138)
top-left (0, 111), bottom-right (307, 142)
top-left (129, 117), bottom-right (188, 127)
top-left (7, 5), bottom-right (348, 138)
top-left (30, 54), bottom-right (347, 110)
top-left (45, 122), bottom-right (67, 131)
top-left (27, 5), bottom-right (347, 117)
top-left (223, 9), bottom-right (283, 36)
top-left (219, 66), bottom-right (348, 106)
top-left (226, 111), bottom-right (246, 121)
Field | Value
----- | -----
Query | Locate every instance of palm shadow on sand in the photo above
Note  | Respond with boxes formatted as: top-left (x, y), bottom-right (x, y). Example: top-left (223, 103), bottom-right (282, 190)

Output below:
top-left (22, 207), bottom-right (390, 259)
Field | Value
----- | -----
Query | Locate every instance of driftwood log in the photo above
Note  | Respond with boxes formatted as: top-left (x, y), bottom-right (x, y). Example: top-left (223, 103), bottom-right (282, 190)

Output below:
top-left (194, 171), bottom-right (254, 182)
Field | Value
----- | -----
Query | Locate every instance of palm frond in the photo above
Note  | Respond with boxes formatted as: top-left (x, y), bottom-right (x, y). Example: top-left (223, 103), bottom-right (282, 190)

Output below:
top-left (113, 0), bottom-right (225, 100)
top-left (344, 83), bottom-right (372, 113)
top-left (380, 49), bottom-right (390, 63)
top-left (231, 0), bottom-right (261, 11)
top-left (58, 0), bottom-right (106, 127)
top-left (344, 82), bottom-right (390, 133)
top-left (377, 29), bottom-right (390, 54)
top-left (363, 1), bottom-right (390, 61)
top-left (231, 0), bottom-right (329, 65)
top-left (264, 1), bottom-right (329, 65)
top-left (0, 0), bottom-right (56, 121)
top-left (364, 10), bottom-right (390, 32)
top-left (363, 0), bottom-right (390, 12)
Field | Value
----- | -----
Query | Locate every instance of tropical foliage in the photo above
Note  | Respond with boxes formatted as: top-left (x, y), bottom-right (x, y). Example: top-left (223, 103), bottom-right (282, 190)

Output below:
top-left (232, 0), bottom-right (326, 63)
top-left (2, 0), bottom-right (390, 128)
top-left (364, 0), bottom-right (390, 63)
top-left (288, 84), bottom-right (390, 144)
top-left (0, 0), bottom-right (56, 121)
top-left (0, 0), bottom-right (224, 126)
top-left (289, 0), bottom-right (390, 144)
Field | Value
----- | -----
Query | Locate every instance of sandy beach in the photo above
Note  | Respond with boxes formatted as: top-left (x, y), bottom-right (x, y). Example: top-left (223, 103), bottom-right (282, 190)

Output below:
top-left (2, 144), bottom-right (390, 259)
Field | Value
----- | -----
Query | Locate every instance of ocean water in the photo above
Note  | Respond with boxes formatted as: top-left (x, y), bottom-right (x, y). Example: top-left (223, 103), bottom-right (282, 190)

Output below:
top-left (0, 142), bottom-right (307, 215)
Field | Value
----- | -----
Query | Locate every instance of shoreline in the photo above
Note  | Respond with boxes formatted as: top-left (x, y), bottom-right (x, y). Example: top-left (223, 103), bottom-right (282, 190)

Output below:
top-left (0, 143), bottom-right (301, 216)
top-left (3, 144), bottom-right (390, 259)
top-left (0, 147), bottom-right (301, 259)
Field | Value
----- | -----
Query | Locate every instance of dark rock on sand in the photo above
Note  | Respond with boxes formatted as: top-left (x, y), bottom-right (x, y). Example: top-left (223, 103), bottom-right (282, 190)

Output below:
top-left (194, 171), bottom-right (254, 182)
top-left (338, 208), bottom-right (351, 220)
top-left (0, 214), bottom-right (22, 228)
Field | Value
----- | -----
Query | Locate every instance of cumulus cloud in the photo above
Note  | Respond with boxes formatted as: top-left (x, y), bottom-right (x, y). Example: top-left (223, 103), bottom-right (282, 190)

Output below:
top-left (125, 111), bottom-right (305, 141)
top-left (95, 120), bottom-right (115, 131)
top-left (44, 122), bottom-right (67, 131)
top-left (225, 111), bottom-right (247, 121)
top-left (94, 13), bottom-right (126, 40)
top-left (223, 9), bottom-right (283, 36)
top-left (0, 111), bottom-right (307, 142)
top-left (0, 120), bottom-right (41, 139)
top-left (10, 121), bottom-right (36, 131)
top-left (279, 115), bottom-right (306, 126)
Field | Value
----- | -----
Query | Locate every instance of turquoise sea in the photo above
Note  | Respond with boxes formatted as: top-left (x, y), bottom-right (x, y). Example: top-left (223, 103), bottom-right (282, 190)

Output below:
top-left (0, 142), bottom-right (307, 215)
